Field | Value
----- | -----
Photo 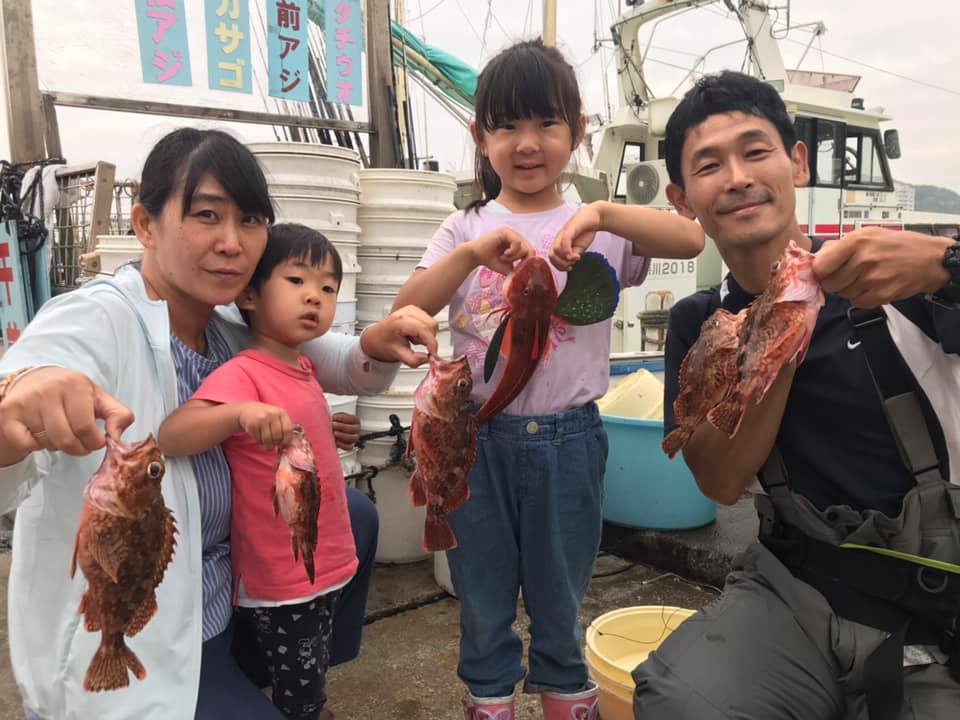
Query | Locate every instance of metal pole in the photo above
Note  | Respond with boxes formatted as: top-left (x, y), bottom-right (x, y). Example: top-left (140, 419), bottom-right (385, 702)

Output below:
top-left (367, 0), bottom-right (401, 167)
top-left (0, 0), bottom-right (50, 162)
top-left (543, 0), bottom-right (557, 46)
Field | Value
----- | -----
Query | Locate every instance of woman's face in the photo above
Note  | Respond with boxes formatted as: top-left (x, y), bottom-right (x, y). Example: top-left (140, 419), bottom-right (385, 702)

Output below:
top-left (136, 173), bottom-right (269, 309)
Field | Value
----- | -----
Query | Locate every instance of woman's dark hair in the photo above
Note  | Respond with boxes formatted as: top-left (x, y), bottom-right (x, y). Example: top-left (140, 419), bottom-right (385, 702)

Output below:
top-left (240, 223), bottom-right (343, 326)
top-left (665, 71), bottom-right (796, 188)
top-left (137, 128), bottom-right (275, 223)
top-left (468, 38), bottom-right (582, 212)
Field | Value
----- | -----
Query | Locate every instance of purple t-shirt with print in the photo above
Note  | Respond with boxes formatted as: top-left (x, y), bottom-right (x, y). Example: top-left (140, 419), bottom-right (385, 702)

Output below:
top-left (418, 201), bottom-right (650, 416)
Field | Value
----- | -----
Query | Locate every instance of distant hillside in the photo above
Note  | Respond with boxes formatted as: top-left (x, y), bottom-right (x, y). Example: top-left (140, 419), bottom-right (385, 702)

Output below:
top-left (914, 185), bottom-right (960, 214)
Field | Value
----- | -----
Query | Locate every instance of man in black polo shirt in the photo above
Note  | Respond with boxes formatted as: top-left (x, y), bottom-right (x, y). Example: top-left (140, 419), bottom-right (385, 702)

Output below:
top-left (631, 71), bottom-right (960, 720)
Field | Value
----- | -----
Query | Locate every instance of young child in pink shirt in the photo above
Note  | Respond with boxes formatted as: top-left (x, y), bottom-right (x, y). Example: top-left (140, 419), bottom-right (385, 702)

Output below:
top-left (160, 223), bottom-right (353, 720)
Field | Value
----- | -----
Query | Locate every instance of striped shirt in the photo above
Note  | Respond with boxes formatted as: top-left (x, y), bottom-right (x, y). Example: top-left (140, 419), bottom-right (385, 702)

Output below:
top-left (170, 324), bottom-right (234, 641)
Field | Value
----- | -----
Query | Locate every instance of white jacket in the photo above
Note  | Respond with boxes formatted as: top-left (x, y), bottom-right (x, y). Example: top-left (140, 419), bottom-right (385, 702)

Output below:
top-left (0, 266), bottom-right (397, 719)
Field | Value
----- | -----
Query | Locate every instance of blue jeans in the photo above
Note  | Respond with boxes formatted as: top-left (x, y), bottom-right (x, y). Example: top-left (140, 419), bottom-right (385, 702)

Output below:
top-left (446, 402), bottom-right (608, 698)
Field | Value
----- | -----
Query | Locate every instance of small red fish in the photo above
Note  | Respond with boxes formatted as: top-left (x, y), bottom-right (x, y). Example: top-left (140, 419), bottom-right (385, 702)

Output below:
top-left (708, 240), bottom-right (825, 437)
top-left (273, 425), bottom-right (320, 584)
top-left (70, 434), bottom-right (177, 692)
top-left (662, 308), bottom-right (745, 458)
top-left (406, 355), bottom-right (478, 551)
top-left (475, 256), bottom-right (558, 425)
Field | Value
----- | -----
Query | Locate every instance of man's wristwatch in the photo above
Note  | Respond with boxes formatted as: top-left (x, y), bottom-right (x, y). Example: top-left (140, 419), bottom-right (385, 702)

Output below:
top-left (928, 241), bottom-right (960, 309)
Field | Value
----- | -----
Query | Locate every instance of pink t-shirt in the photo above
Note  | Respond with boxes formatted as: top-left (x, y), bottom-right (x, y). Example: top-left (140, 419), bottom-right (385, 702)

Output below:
top-left (192, 349), bottom-right (358, 602)
top-left (419, 202), bottom-right (650, 415)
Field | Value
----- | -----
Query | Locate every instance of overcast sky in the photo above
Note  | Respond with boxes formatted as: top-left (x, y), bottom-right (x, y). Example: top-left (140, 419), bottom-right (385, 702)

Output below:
top-left (11, 0), bottom-right (960, 195)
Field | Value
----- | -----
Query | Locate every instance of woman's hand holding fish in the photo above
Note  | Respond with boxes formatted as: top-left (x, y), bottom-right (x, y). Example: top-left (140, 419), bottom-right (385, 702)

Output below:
top-left (813, 227), bottom-right (953, 308)
top-left (332, 412), bottom-right (361, 451)
top-left (237, 402), bottom-right (295, 452)
top-left (467, 226), bottom-right (536, 276)
top-left (0, 367), bottom-right (134, 467)
top-left (361, 305), bottom-right (439, 368)
top-left (550, 204), bottom-right (601, 271)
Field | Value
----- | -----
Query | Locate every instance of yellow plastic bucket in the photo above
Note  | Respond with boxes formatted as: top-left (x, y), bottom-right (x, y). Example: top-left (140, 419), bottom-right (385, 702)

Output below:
top-left (585, 606), bottom-right (695, 720)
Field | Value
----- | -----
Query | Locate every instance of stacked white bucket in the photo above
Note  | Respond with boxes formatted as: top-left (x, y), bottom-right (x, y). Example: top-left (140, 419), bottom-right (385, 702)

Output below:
top-left (356, 169), bottom-right (457, 563)
top-left (249, 142), bottom-right (364, 480)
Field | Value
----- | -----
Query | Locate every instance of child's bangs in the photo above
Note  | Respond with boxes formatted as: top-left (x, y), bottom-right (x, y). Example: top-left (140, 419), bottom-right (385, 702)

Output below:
top-left (479, 54), bottom-right (570, 132)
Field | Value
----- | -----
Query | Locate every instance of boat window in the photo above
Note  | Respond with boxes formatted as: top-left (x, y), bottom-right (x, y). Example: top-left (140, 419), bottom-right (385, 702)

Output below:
top-left (615, 142), bottom-right (646, 199)
top-left (815, 120), bottom-right (844, 187)
top-left (843, 127), bottom-right (890, 189)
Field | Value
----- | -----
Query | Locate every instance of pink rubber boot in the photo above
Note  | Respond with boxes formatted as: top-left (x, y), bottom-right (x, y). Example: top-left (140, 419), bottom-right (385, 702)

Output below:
top-left (539, 680), bottom-right (599, 720)
top-left (462, 693), bottom-right (515, 720)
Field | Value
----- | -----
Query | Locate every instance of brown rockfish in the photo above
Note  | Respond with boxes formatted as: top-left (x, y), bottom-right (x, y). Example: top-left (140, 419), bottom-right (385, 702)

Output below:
top-left (406, 355), bottom-right (478, 551)
top-left (274, 425), bottom-right (320, 584)
top-left (70, 434), bottom-right (177, 692)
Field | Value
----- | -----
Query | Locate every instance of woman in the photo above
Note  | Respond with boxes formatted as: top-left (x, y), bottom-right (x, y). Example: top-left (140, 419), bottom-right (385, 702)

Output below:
top-left (0, 128), bottom-right (437, 720)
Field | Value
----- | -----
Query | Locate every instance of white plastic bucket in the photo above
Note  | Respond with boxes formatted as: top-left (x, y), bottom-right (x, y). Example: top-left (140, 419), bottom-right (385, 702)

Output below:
top-left (94, 235), bottom-right (143, 275)
top-left (358, 169), bottom-right (456, 254)
top-left (434, 551), bottom-right (456, 596)
top-left (249, 142), bottom-right (360, 201)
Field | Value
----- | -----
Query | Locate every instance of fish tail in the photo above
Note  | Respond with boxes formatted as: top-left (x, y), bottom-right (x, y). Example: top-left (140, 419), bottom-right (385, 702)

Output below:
top-left (84, 634), bottom-right (145, 692)
top-left (423, 507), bottom-right (457, 552)
top-left (409, 471), bottom-right (427, 507)
top-left (707, 396), bottom-right (746, 438)
top-left (661, 428), bottom-right (692, 459)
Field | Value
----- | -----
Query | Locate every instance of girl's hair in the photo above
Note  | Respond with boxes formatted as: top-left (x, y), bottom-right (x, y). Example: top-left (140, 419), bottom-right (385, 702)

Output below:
top-left (137, 128), bottom-right (276, 223)
top-left (469, 38), bottom-right (582, 213)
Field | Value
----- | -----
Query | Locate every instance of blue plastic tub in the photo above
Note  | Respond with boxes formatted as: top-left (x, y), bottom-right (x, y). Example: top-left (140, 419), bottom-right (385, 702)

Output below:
top-left (600, 414), bottom-right (717, 530)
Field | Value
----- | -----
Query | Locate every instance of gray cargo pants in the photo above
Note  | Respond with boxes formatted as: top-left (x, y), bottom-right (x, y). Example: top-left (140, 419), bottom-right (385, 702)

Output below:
top-left (632, 542), bottom-right (960, 719)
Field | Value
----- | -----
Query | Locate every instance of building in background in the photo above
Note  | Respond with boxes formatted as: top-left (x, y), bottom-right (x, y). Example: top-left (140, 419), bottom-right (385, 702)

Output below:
top-left (895, 181), bottom-right (916, 211)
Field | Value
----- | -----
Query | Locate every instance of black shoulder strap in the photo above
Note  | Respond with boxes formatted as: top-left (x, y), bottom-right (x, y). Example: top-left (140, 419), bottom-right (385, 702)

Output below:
top-left (757, 306), bottom-right (948, 526)
top-left (847, 307), bottom-right (945, 485)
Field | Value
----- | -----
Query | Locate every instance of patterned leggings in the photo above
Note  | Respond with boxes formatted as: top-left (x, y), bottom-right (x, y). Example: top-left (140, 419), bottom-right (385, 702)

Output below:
top-left (235, 591), bottom-right (340, 719)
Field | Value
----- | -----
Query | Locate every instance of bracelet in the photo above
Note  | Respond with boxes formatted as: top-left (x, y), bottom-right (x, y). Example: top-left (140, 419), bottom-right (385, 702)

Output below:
top-left (0, 366), bottom-right (37, 404)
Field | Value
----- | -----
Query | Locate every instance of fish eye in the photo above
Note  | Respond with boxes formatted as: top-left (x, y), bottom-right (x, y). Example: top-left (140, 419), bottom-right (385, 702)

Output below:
top-left (770, 260), bottom-right (781, 273)
top-left (147, 461), bottom-right (163, 479)
top-left (456, 378), bottom-right (469, 390)
top-left (522, 287), bottom-right (531, 296)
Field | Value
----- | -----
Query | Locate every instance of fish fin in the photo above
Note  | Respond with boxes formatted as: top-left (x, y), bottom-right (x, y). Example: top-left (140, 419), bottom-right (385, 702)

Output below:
top-left (69, 532), bottom-right (79, 579)
top-left (153, 508), bottom-right (178, 586)
top-left (553, 251), bottom-right (621, 325)
top-left (303, 545), bottom-right (315, 585)
top-left (290, 534), bottom-right (300, 562)
top-left (78, 591), bottom-right (102, 632)
top-left (423, 507), bottom-right (458, 552)
top-left (707, 397), bottom-right (746, 438)
top-left (89, 532), bottom-right (126, 585)
top-left (124, 593), bottom-right (158, 637)
top-left (483, 314), bottom-right (510, 383)
top-left (272, 485), bottom-right (280, 517)
top-left (84, 635), bottom-right (145, 692)
top-left (409, 471), bottom-right (427, 507)
top-left (441, 474), bottom-right (471, 513)
top-left (530, 315), bottom-right (551, 360)
top-left (661, 428), bottom-right (692, 459)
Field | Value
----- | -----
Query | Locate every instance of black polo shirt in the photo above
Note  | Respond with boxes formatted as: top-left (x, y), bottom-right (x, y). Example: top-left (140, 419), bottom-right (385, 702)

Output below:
top-left (664, 238), bottom-right (960, 516)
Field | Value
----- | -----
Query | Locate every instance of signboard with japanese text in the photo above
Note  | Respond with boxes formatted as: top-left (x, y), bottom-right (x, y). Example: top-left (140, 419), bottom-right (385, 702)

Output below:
top-left (325, 0), bottom-right (362, 106)
top-left (134, 0), bottom-right (193, 87)
top-left (205, 0), bottom-right (252, 93)
top-left (0, 224), bottom-right (31, 351)
top-left (267, 0), bottom-right (309, 102)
